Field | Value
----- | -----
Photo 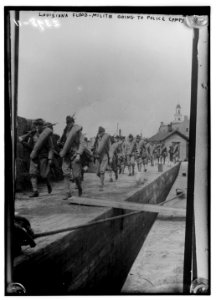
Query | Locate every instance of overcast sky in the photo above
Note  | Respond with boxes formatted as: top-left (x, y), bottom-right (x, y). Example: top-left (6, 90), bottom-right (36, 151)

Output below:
top-left (17, 10), bottom-right (193, 138)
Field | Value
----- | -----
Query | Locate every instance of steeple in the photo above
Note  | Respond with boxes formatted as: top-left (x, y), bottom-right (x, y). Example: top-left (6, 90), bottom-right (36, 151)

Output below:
top-left (174, 104), bottom-right (183, 123)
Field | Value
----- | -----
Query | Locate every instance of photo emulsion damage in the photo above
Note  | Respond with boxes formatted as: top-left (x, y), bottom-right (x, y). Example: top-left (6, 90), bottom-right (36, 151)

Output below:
top-left (5, 7), bottom-right (210, 295)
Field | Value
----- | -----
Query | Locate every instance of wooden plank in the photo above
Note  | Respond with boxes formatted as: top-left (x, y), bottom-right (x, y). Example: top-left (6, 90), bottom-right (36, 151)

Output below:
top-left (69, 197), bottom-right (186, 217)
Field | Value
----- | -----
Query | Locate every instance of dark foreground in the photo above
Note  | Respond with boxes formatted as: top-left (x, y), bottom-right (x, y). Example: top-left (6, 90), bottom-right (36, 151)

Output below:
top-left (14, 163), bottom-right (181, 295)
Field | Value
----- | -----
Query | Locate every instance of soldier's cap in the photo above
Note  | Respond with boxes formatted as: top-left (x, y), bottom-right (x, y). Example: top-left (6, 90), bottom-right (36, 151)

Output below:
top-left (33, 118), bottom-right (45, 126)
top-left (128, 134), bottom-right (133, 139)
top-left (66, 115), bottom-right (75, 123)
top-left (136, 135), bottom-right (141, 139)
top-left (98, 126), bottom-right (105, 133)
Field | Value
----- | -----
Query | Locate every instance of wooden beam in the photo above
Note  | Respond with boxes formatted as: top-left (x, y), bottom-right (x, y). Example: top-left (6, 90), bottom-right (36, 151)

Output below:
top-left (183, 27), bottom-right (199, 294)
top-left (70, 197), bottom-right (186, 217)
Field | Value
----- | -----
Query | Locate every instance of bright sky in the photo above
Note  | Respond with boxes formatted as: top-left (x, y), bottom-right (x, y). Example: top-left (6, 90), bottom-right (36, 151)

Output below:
top-left (17, 10), bottom-right (193, 138)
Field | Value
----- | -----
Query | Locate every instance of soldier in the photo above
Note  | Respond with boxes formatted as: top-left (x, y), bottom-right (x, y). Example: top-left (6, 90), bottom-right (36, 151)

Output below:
top-left (108, 136), bottom-right (122, 182)
top-left (173, 143), bottom-right (180, 163)
top-left (125, 134), bottom-right (136, 176)
top-left (19, 118), bottom-right (54, 197)
top-left (58, 115), bottom-right (85, 200)
top-left (94, 126), bottom-right (111, 190)
top-left (140, 138), bottom-right (149, 172)
top-left (119, 136), bottom-right (126, 174)
top-left (116, 136), bottom-right (125, 175)
top-left (168, 144), bottom-right (174, 165)
top-left (154, 142), bottom-right (161, 165)
top-left (145, 140), bottom-right (154, 166)
top-left (135, 135), bottom-right (143, 172)
top-left (160, 142), bottom-right (168, 164)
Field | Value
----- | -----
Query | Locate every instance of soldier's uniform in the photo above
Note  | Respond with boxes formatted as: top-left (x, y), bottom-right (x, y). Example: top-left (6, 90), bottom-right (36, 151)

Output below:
top-left (125, 134), bottom-right (136, 176)
top-left (169, 145), bottom-right (174, 163)
top-left (119, 137), bottom-right (126, 174)
top-left (20, 118), bottom-right (54, 197)
top-left (139, 139), bottom-right (149, 172)
top-left (95, 126), bottom-right (111, 190)
top-left (173, 144), bottom-right (180, 163)
top-left (59, 116), bottom-right (85, 199)
top-left (145, 141), bottom-right (154, 166)
top-left (108, 137), bottom-right (122, 181)
top-left (154, 143), bottom-right (161, 164)
top-left (160, 143), bottom-right (168, 164)
top-left (135, 135), bottom-right (143, 172)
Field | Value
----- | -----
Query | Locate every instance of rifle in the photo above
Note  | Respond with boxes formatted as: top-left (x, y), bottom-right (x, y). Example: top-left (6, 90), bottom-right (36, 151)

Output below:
top-left (43, 123), bottom-right (57, 129)
top-left (18, 129), bottom-right (36, 143)
top-left (18, 123), bottom-right (57, 142)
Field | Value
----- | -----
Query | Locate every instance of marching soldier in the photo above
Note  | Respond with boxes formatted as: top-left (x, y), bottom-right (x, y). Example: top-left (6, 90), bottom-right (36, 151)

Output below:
top-left (168, 144), bottom-right (174, 164)
top-left (119, 136), bottom-right (126, 174)
top-left (125, 134), bottom-right (136, 176)
top-left (160, 142), bottom-right (168, 164)
top-left (139, 138), bottom-right (149, 172)
top-left (135, 135), bottom-right (143, 172)
top-left (80, 137), bottom-right (93, 181)
top-left (19, 118), bottom-right (54, 197)
top-left (154, 142), bottom-right (161, 165)
top-left (145, 140), bottom-right (154, 166)
top-left (173, 143), bottom-right (180, 163)
top-left (108, 136), bottom-right (122, 182)
top-left (94, 126), bottom-right (111, 190)
top-left (58, 115), bottom-right (85, 200)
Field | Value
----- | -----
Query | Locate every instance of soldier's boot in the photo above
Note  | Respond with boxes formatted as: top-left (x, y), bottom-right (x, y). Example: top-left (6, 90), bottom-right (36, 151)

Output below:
top-left (99, 174), bottom-right (105, 190)
top-left (75, 178), bottom-right (82, 197)
top-left (46, 178), bottom-right (52, 194)
top-left (122, 166), bottom-right (125, 174)
top-left (128, 166), bottom-right (132, 176)
top-left (109, 171), bottom-right (113, 182)
top-left (115, 171), bottom-right (118, 180)
top-left (63, 176), bottom-right (72, 200)
top-left (132, 167), bottom-right (135, 176)
top-left (29, 191), bottom-right (39, 198)
top-left (29, 177), bottom-right (39, 197)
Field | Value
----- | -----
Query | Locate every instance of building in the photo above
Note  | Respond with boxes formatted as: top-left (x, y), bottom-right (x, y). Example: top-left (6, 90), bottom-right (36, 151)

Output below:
top-left (158, 104), bottom-right (189, 137)
top-left (148, 105), bottom-right (189, 161)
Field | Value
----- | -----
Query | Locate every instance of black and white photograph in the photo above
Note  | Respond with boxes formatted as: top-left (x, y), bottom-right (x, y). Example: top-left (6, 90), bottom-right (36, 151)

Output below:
top-left (4, 6), bottom-right (210, 295)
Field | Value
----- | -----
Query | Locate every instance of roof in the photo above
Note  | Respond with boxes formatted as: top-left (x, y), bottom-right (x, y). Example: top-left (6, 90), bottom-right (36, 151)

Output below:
top-left (148, 130), bottom-right (189, 142)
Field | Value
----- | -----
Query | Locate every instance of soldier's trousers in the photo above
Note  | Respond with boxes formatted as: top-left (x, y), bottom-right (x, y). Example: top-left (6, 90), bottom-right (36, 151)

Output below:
top-left (126, 155), bottom-right (135, 167)
top-left (29, 158), bottom-right (50, 179)
top-left (96, 154), bottom-right (108, 177)
top-left (62, 155), bottom-right (82, 180)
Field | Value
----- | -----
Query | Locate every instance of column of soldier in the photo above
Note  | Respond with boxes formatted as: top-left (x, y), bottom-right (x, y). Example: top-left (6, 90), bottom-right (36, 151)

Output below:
top-left (18, 116), bottom-right (179, 200)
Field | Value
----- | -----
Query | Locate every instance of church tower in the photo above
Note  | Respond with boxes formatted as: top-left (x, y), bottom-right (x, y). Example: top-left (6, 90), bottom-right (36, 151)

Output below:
top-left (174, 104), bottom-right (183, 123)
